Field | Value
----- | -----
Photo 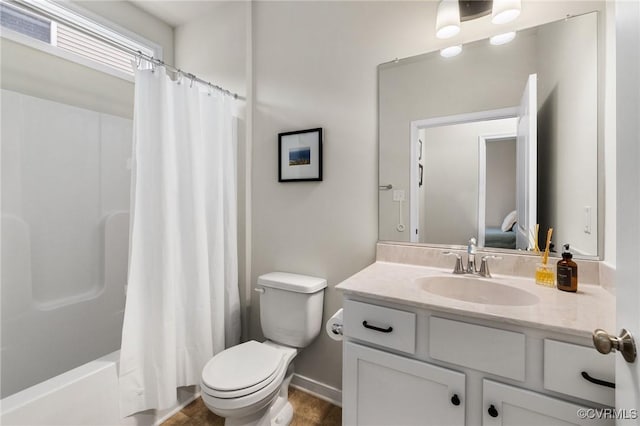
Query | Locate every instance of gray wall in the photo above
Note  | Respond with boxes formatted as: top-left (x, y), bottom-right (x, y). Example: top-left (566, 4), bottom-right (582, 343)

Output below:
top-left (173, 0), bottom-right (613, 391)
top-left (486, 139), bottom-right (517, 227)
top-left (421, 119), bottom-right (517, 245)
top-left (536, 13), bottom-right (598, 255)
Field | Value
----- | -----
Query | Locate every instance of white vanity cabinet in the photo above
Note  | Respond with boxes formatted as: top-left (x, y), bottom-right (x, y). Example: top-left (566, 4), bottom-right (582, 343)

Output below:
top-left (343, 342), bottom-right (465, 426)
top-left (482, 380), bottom-right (612, 426)
top-left (341, 297), bottom-right (615, 426)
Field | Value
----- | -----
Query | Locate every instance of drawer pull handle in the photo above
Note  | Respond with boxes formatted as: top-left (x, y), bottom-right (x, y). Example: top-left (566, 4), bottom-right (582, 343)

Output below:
top-left (450, 394), bottom-right (461, 406)
top-left (488, 404), bottom-right (499, 418)
top-left (581, 371), bottom-right (615, 388)
top-left (362, 321), bottom-right (393, 333)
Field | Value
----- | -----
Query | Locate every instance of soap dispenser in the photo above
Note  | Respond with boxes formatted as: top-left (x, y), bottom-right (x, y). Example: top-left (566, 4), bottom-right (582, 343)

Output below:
top-left (557, 244), bottom-right (578, 292)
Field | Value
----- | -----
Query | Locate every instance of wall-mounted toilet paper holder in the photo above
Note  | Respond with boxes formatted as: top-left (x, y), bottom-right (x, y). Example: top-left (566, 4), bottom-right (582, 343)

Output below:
top-left (331, 323), bottom-right (343, 336)
top-left (326, 308), bottom-right (344, 341)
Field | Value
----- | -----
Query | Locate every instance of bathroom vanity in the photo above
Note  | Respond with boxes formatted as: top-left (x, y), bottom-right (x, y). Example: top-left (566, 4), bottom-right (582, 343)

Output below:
top-left (336, 245), bottom-right (616, 426)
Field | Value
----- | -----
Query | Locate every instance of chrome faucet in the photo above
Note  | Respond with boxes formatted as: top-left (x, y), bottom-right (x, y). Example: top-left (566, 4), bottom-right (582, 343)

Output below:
top-left (443, 237), bottom-right (502, 276)
top-left (443, 251), bottom-right (465, 274)
top-left (466, 237), bottom-right (477, 274)
top-left (478, 254), bottom-right (502, 278)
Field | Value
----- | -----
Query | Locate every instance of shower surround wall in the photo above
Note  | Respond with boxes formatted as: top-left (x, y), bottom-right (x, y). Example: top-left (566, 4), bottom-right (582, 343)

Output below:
top-left (0, 0), bottom-right (174, 412)
top-left (1, 90), bottom-right (132, 397)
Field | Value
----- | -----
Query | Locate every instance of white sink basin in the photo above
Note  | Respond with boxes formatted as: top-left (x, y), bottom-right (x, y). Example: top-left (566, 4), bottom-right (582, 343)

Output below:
top-left (416, 275), bottom-right (540, 306)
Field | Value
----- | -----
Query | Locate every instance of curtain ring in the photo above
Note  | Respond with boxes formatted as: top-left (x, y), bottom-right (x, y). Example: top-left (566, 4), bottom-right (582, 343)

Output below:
top-left (207, 83), bottom-right (213, 96)
top-left (177, 70), bottom-right (183, 85)
top-left (190, 76), bottom-right (194, 89)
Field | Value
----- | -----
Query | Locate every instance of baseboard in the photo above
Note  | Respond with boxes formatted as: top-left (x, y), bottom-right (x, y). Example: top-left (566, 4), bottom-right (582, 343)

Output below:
top-left (290, 374), bottom-right (342, 407)
top-left (154, 390), bottom-right (200, 425)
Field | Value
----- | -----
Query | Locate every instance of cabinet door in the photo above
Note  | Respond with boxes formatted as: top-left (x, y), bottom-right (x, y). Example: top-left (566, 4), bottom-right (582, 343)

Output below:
top-left (482, 380), bottom-right (614, 426)
top-left (343, 342), bottom-right (465, 426)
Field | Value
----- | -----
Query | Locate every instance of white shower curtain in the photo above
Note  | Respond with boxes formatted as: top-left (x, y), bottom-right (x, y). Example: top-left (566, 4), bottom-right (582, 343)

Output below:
top-left (119, 66), bottom-right (241, 416)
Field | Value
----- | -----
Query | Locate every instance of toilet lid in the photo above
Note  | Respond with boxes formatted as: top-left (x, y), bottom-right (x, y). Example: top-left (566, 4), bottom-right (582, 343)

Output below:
top-left (202, 340), bottom-right (284, 392)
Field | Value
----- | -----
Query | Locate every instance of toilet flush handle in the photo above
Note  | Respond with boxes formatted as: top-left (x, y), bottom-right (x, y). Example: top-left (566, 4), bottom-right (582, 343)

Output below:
top-left (254, 287), bottom-right (265, 294)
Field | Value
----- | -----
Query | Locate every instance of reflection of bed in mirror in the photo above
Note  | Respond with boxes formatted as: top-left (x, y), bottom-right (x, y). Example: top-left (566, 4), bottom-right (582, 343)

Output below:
top-left (485, 228), bottom-right (516, 249)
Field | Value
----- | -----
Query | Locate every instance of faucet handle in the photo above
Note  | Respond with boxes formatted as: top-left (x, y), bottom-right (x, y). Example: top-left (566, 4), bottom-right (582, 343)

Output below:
top-left (481, 254), bottom-right (503, 261)
top-left (479, 255), bottom-right (502, 278)
top-left (443, 251), bottom-right (466, 274)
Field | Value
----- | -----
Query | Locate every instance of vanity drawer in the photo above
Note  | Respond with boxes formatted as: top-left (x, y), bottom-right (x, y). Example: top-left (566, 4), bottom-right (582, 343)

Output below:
top-left (544, 339), bottom-right (615, 406)
top-left (429, 317), bottom-right (525, 381)
top-left (343, 299), bottom-right (416, 354)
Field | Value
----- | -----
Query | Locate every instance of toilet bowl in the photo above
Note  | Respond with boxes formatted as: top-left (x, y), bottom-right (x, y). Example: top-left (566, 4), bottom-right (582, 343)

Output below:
top-left (201, 340), bottom-right (297, 425)
top-left (200, 272), bottom-right (327, 426)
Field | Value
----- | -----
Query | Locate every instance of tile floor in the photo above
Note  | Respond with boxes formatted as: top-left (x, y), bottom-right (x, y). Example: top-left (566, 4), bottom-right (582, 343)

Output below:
top-left (162, 388), bottom-right (342, 426)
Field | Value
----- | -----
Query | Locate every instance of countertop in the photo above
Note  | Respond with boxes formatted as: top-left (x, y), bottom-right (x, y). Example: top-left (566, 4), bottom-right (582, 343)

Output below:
top-left (335, 261), bottom-right (615, 339)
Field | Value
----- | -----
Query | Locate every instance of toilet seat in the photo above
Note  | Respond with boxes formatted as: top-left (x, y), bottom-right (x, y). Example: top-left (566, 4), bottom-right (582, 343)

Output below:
top-left (201, 341), bottom-right (297, 415)
top-left (201, 341), bottom-right (287, 399)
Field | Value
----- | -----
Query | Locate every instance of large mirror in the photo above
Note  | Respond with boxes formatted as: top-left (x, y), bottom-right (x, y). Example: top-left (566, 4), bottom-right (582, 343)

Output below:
top-left (378, 11), bottom-right (601, 258)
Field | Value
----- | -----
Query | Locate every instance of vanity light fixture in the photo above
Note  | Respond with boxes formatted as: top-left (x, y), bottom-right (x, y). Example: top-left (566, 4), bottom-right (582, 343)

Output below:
top-left (440, 45), bottom-right (463, 58)
top-left (435, 1), bottom-right (521, 39)
top-left (435, 0), bottom-right (461, 39)
top-left (491, 0), bottom-right (522, 24)
top-left (490, 31), bottom-right (517, 45)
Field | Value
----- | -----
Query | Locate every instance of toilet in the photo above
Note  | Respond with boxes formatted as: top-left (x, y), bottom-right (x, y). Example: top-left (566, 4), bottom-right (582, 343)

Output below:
top-left (201, 272), bottom-right (327, 426)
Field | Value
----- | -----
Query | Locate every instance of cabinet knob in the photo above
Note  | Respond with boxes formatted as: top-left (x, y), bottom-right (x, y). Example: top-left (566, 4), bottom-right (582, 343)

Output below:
top-left (450, 394), bottom-right (461, 406)
top-left (488, 404), bottom-right (499, 418)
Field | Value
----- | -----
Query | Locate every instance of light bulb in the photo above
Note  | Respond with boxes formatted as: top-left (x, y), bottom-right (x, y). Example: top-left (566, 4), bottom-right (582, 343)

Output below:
top-left (436, 0), bottom-right (461, 39)
top-left (440, 45), bottom-right (462, 58)
top-left (492, 0), bottom-right (521, 25)
top-left (490, 31), bottom-right (517, 45)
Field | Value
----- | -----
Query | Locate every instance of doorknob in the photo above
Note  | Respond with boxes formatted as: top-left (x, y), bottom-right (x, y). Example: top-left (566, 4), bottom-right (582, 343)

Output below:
top-left (592, 328), bottom-right (637, 363)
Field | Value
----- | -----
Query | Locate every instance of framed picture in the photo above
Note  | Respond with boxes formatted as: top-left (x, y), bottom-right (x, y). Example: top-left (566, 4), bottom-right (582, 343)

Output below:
top-left (278, 128), bottom-right (323, 182)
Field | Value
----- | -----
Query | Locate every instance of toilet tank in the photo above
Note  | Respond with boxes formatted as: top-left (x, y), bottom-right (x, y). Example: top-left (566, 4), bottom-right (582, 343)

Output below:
top-left (257, 272), bottom-right (327, 348)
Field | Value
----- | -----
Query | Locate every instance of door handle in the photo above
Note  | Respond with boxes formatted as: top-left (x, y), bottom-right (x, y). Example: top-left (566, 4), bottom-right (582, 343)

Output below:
top-left (592, 328), bottom-right (637, 363)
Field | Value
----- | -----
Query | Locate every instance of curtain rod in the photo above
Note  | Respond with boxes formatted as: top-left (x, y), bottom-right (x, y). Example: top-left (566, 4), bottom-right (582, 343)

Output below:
top-left (9, 0), bottom-right (245, 101)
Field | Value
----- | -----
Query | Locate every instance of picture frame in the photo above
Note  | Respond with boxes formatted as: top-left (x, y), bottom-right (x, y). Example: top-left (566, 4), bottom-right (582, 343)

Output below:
top-left (278, 128), bottom-right (323, 182)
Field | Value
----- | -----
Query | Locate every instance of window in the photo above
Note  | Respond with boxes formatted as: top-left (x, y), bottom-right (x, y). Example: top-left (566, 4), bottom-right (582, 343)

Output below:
top-left (0, 0), bottom-right (158, 77)
top-left (0, 2), bottom-right (51, 43)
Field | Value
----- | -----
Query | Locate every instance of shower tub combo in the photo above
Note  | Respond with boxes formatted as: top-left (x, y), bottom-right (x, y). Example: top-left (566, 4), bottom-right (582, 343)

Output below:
top-left (1, 90), bottom-right (195, 425)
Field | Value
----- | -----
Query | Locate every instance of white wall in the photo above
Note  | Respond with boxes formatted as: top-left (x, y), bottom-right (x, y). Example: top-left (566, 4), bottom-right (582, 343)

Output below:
top-left (247, 0), bottom-right (614, 391)
top-left (603, 0), bottom-right (617, 266)
top-left (536, 13), bottom-right (598, 256)
top-left (421, 119), bottom-right (517, 245)
top-left (1, 91), bottom-right (131, 397)
top-left (0, 38), bottom-right (136, 118)
top-left (169, 0), bottom-right (615, 392)
top-left (486, 139), bottom-right (517, 228)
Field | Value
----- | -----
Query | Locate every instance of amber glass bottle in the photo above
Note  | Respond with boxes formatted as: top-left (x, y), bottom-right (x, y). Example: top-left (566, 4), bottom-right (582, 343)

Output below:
top-left (557, 244), bottom-right (578, 292)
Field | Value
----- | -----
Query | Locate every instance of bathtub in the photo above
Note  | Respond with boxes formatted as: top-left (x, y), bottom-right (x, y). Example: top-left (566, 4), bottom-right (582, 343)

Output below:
top-left (0, 350), bottom-right (199, 426)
